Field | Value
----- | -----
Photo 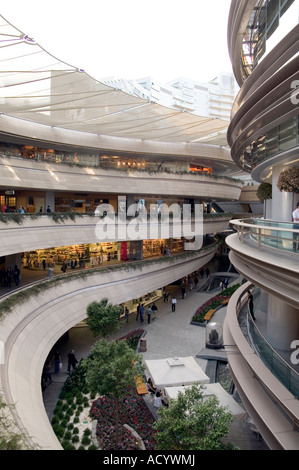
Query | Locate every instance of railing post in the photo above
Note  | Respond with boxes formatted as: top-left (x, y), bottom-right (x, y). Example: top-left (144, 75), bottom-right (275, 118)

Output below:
top-left (258, 228), bottom-right (261, 250)
top-left (240, 226), bottom-right (244, 244)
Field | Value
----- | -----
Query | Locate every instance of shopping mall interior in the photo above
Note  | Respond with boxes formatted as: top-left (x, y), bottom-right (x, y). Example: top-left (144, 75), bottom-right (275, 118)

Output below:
top-left (0, 0), bottom-right (298, 452)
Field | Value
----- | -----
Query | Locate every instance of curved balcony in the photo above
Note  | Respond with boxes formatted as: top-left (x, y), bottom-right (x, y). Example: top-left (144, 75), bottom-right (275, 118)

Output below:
top-left (223, 282), bottom-right (299, 450)
top-left (0, 155), bottom-right (243, 200)
top-left (228, 0), bottom-right (299, 87)
top-left (0, 243), bottom-right (218, 450)
top-left (0, 212), bottom-right (232, 258)
top-left (226, 218), bottom-right (299, 307)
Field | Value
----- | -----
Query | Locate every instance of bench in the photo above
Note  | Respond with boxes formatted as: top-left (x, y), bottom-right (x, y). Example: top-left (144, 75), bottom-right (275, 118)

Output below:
top-left (203, 309), bottom-right (215, 321)
top-left (135, 376), bottom-right (148, 395)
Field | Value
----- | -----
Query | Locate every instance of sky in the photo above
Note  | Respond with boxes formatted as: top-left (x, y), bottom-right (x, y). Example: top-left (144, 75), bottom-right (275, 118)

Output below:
top-left (1, 0), bottom-right (232, 84)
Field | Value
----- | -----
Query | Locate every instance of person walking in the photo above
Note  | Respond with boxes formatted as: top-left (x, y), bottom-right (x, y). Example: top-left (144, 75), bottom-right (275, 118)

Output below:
top-left (139, 304), bottom-right (144, 323)
top-left (136, 303), bottom-right (141, 321)
top-left (171, 296), bottom-right (177, 312)
top-left (13, 265), bottom-right (20, 286)
top-left (181, 285), bottom-right (186, 299)
top-left (53, 350), bottom-right (61, 373)
top-left (146, 305), bottom-right (152, 324)
top-left (124, 306), bottom-right (129, 323)
top-left (247, 291), bottom-right (256, 321)
top-left (151, 302), bottom-right (158, 320)
top-left (292, 202), bottom-right (299, 252)
top-left (67, 350), bottom-right (78, 373)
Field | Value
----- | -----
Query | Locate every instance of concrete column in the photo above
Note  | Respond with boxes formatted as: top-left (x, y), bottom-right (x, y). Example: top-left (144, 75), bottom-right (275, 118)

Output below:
top-left (5, 253), bottom-right (22, 279)
top-left (45, 191), bottom-right (55, 212)
top-left (271, 166), bottom-right (297, 222)
top-left (266, 294), bottom-right (299, 351)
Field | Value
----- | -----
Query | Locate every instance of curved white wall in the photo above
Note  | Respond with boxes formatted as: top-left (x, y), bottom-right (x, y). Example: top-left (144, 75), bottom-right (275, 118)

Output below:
top-left (0, 246), bottom-right (216, 450)
top-left (0, 214), bottom-right (231, 257)
top-left (0, 157), bottom-right (242, 200)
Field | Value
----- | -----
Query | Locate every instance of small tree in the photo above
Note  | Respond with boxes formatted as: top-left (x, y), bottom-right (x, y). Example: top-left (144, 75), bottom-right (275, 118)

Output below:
top-left (153, 384), bottom-right (238, 450)
top-left (86, 298), bottom-right (123, 337)
top-left (83, 339), bottom-right (144, 447)
top-left (256, 182), bottom-right (272, 202)
top-left (0, 393), bottom-right (32, 450)
top-left (277, 168), bottom-right (299, 193)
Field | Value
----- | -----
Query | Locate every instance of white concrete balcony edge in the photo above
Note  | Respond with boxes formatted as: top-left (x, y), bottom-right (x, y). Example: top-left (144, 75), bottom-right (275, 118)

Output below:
top-left (0, 214), bottom-right (231, 257)
top-left (224, 282), bottom-right (299, 450)
top-left (226, 232), bottom-right (299, 309)
top-left (0, 245), bottom-right (216, 450)
top-left (0, 156), bottom-right (243, 199)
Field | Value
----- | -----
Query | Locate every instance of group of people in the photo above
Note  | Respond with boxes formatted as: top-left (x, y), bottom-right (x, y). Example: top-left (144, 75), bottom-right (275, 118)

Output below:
top-left (147, 378), bottom-right (169, 409)
top-left (0, 265), bottom-right (20, 288)
top-left (42, 349), bottom-right (79, 390)
top-left (136, 302), bottom-right (158, 324)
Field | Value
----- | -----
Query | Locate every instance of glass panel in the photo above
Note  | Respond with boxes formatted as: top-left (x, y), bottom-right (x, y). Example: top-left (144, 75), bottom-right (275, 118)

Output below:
top-left (265, 127), bottom-right (278, 157)
top-left (281, 0), bottom-right (296, 16)
top-left (279, 118), bottom-right (297, 151)
top-left (267, 0), bottom-right (280, 27)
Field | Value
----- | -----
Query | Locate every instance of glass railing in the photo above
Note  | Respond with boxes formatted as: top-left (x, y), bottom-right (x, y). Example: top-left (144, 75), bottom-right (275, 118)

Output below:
top-left (231, 218), bottom-right (299, 253)
top-left (251, 218), bottom-right (299, 253)
top-left (247, 309), bottom-right (299, 398)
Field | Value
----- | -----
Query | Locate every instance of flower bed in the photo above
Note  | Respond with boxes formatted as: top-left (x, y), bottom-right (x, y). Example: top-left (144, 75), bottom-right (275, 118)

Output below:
top-left (90, 388), bottom-right (157, 450)
top-left (117, 328), bottom-right (144, 350)
top-left (192, 284), bottom-right (240, 324)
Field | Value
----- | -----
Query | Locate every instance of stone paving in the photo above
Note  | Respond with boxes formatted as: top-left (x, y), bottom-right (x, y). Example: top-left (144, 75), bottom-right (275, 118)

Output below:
top-left (42, 267), bottom-right (268, 450)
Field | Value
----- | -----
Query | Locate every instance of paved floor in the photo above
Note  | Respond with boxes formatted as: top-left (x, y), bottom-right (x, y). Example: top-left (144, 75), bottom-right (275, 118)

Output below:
top-left (42, 264), bottom-right (268, 451)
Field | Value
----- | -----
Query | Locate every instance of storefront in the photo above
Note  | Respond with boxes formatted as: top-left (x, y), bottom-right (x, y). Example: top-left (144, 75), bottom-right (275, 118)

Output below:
top-left (22, 242), bottom-right (123, 270)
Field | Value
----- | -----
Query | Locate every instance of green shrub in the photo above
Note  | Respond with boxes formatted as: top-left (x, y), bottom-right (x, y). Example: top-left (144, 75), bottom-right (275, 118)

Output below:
top-left (78, 445), bottom-right (85, 450)
top-left (72, 435), bottom-right (80, 443)
top-left (61, 419), bottom-right (68, 428)
top-left (88, 444), bottom-right (98, 450)
top-left (51, 416), bottom-right (59, 425)
top-left (81, 436), bottom-right (91, 446)
top-left (73, 427), bottom-right (79, 435)
top-left (53, 425), bottom-right (64, 439)
top-left (56, 411), bottom-right (64, 420)
top-left (73, 417), bottom-right (79, 424)
top-left (62, 441), bottom-right (76, 450)
top-left (64, 431), bottom-right (72, 441)
top-left (83, 428), bottom-right (91, 436)
top-left (67, 423), bottom-right (74, 431)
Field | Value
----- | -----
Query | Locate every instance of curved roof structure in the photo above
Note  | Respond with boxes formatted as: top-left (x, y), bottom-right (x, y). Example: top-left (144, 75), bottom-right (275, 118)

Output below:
top-left (0, 15), bottom-right (230, 146)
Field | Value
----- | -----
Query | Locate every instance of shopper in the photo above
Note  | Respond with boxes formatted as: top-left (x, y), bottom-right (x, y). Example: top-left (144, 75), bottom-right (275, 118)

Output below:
top-left (151, 302), bottom-right (158, 319)
top-left (124, 306), bottom-right (129, 323)
top-left (171, 296), bottom-right (177, 312)
top-left (67, 350), bottom-right (78, 373)
top-left (139, 304), bottom-right (144, 323)
top-left (146, 305), bottom-right (152, 324)
top-left (247, 291), bottom-right (256, 321)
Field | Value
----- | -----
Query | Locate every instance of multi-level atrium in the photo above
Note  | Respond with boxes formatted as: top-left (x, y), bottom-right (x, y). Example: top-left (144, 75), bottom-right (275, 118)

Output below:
top-left (1, 1), bottom-right (298, 450)
top-left (225, 0), bottom-right (299, 450)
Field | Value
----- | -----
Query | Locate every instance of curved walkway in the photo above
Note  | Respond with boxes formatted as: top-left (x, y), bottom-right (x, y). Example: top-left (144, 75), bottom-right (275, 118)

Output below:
top-left (42, 268), bottom-right (268, 451)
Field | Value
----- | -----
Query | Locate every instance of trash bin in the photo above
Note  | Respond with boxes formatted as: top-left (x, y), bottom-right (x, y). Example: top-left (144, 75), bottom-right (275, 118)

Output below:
top-left (139, 338), bottom-right (147, 352)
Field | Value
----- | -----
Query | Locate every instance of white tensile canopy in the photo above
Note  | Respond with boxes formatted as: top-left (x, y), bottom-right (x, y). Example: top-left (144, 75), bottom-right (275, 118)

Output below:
top-left (0, 15), bottom-right (229, 145)
top-left (145, 356), bottom-right (210, 388)
top-left (164, 382), bottom-right (247, 418)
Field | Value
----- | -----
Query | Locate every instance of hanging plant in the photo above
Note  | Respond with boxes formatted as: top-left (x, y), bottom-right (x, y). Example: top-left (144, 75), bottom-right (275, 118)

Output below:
top-left (256, 182), bottom-right (272, 202)
top-left (277, 168), bottom-right (299, 193)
